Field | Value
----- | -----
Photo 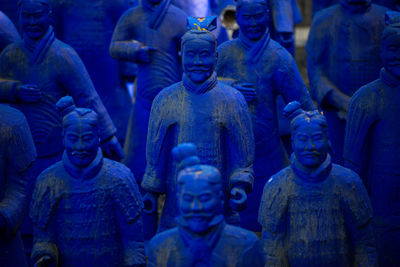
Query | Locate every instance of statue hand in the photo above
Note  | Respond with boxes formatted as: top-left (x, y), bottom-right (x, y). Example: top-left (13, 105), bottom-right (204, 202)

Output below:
top-left (34, 255), bottom-right (55, 267)
top-left (229, 186), bottom-right (247, 211)
top-left (101, 135), bottom-right (124, 161)
top-left (278, 32), bottom-right (294, 45)
top-left (142, 192), bottom-right (157, 214)
top-left (17, 84), bottom-right (42, 103)
top-left (233, 82), bottom-right (257, 102)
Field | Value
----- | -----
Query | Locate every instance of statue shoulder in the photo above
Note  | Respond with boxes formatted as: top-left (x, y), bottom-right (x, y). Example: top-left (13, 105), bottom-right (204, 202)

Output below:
top-left (217, 39), bottom-right (241, 55)
top-left (223, 224), bottom-right (260, 244)
top-left (148, 228), bottom-right (180, 256)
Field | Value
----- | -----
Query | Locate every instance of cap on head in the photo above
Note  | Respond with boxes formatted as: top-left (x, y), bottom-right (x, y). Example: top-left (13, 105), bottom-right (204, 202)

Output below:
top-left (56, 96), bottom-right (99, 134)
top-left (181, 16), bottom-right (218, 49)
top-left (173, 143), bottom-right (222, 191)
top-left (283, 101), bottom-right (328, 134)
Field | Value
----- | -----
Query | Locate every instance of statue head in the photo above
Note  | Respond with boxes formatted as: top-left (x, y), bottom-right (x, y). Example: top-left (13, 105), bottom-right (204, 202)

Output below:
top-left (381, 23), bottom-right (400, 79)
top-left (284, 102), bottom-right (330, 169)
top-left (18, 0), bottom-right (52, 40)
top-left (181, 17), bottom-right (218, 84)
top-left (56, 96), bottom-right (100, 168)
top-left (174, 143), bottom-right (224, 234)
top-left (235, 0), bottom-right (269, 41)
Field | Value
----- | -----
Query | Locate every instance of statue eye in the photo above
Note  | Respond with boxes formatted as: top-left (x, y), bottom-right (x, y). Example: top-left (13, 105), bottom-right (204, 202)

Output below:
top-left (199, 194), bottom-right (212, 202)
top-left (183, 195), bottom-right (193, 201)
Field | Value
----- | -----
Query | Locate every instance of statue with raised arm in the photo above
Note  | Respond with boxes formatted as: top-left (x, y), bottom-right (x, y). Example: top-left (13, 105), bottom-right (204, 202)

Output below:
top-left (306, 0), bottom-right (387, 164)
top-left (0, 11), bottom-right (20, 53)
top-left (0, 0), bottom-right (123, 177)
top-left (344, 22), bottom-right (400, 266)
top-left (0, 104), bottom-right (36, 267)
top-left (30, 96), bottom-right (145, 267)
top-left (142, 16), bottom-right (255, 232)
top-left (216, 0), bottom-right (315, 232)
top-left (148, 143), bottom-right (265, 267)
top-left (259, 101), bottom-right (376, 266)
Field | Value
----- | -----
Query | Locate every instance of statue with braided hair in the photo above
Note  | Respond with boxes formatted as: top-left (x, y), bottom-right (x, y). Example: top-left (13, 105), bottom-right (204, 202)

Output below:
top-left (142, 16), bottom-right (254, 233)
top-left (258, 101), bottom-right (376, 266)
top-left (30, 96), bottom-right (145, 267)
top-left (147, 143), bottom-right (265, 267)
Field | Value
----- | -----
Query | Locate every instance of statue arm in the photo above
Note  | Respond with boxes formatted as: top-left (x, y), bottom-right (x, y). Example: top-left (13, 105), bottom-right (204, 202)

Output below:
top-left (59, 47), bottom-right (117, 143)
top-left (277, 51), bottom-right (316, 111)
top-left (0, 49), bottom-right (22, 103)
top-left (0, 114), bottom-right (36, 236)
top-left (226, 90), bottom-right (255, 192)
top-left (141, 93), bottom-right (170, 194)
top-left (31, 224), bottom-right (58, 267)
top-left (261, 228), bottom-right (288, 266)
top-left (343, 88), bottom-right (378, 178)
top-left (109, 9), bottom-right (146, 63)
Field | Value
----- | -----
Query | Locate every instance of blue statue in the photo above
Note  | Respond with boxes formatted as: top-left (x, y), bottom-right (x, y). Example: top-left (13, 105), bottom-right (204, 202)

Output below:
top-left (344, 22), bottom-right (400, 266)
top-left (0, 104), bottom-right (36, 267)
top-left (30, 96), bottom-right (145, 267)
top-left (148, 143), bottom-right (265, 267)
top-left (50, 0), bottom-right (135, 145)
top-left (109, 0), bottom-right (187, 239)
top-left (142, 16), bottom-right (255, 233)
top-left (258, 101), bottom-right (376, 266)
top-left (312, 0), bottom-right (339, 17)
top-left (0, 11), bottom-right (20, 53)
top-left (0, 0), bottom-right (123, 178)
top-left (306, 0), bottom-right (387, 164)
top-left (216, 0), bottom-right (315, 231)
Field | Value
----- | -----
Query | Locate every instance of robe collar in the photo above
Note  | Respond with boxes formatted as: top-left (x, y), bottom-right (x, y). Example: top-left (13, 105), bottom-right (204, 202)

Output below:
top-left (176, 215), bottom-right (225, 265)
top-left (142, 0), bottom-right (171, 29)
top-left (23, 26), bottom-right (55, 65)
top-left (291, 153), bottom-right (332, 183)
top-left (238, 29), bottom-right (270, 65)
top-left (339, 0), bottom-right (371, 14)
top-left (182, 71), bottom-right (218, 94)
top-left (381, 68), bottom-right (400, 88)
top-left (62, 148), bottom-right (103, 180)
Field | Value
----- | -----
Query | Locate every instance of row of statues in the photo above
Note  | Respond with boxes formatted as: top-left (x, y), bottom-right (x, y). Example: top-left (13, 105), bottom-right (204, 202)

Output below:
top-left (0, 0), bottom-right (399, 266)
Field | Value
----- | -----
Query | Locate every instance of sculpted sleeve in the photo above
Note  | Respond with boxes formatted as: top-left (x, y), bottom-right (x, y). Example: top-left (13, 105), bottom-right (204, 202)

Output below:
top-left (343, 86), bottom-right (379, 180)
top-left (225, 86), bottom-right (255, 192)
top-left (0, 47), bottom-right (21, 103)
top-left (275, 48), bottom-right (315, 111)
top-left (141, 91), bottom-right (170, 193)
top-left (58, 46), bottom-right (117, 142)
top-left (0, 111), bottom-right (36, 236)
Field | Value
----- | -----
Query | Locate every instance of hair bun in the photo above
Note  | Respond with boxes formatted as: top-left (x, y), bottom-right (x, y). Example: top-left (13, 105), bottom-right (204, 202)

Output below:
top-left (56, 96), bottom-right (76, 118)
top-left (283, 101), bottom-right (304, 121)
top-left (172, 143), bottom-right (201, 171)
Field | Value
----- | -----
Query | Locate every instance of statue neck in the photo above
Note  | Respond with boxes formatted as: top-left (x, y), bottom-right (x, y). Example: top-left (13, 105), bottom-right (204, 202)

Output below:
top-left (182, 72), bottom-right (217, 94)
top-left (340, 0), bottom-right (371, 14)
top-left (291, 153), bottom-right (332, 183)
top-left (142, 0), bottom-right (162, 12)
top-left (381, 68), bottom-right (400, 88)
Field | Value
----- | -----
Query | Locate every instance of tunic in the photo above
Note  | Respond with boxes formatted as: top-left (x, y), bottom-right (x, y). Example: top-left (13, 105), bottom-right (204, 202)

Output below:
top-left (148, 221), bottom-right (265, 267)
top-left (0, 104), bottom-right (36, 267)
top-left (0, 30), bottom-right (116, 167)
top-left (141, 76), bottom-right (254, 231)
top-left (344, 68), bottom-right (400, 265)
top-left (30, 151), bottom-right (145, 267)
top-left (110, 1), bottom-right (187, 181)
top-left (216, 32), bottom-right (315, 231)
top-left (306, 3), bottom-right (387, 163)
top-left (259, 154), bottom-right (376, 266)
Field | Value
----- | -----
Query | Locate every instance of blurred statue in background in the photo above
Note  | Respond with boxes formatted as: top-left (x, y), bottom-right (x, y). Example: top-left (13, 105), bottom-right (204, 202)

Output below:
top-left (306, 0), bottom-right (387, 164)
top-left (259, 101), bottom-right (376, 266)
top-left (148, 143), bottom-right (265, 267)
top-left (344, 22), bottom-right (400, 266)
top-left (216, 0), bottom-right (315, 232)
top-left (0, 104), bottom-right (36, 267)
top-left (142, 16), bottom-right (255, 233)
top-left (0, 11), bottom-right (20, 53)
top-left (30, 97), bottom-right (145, 267)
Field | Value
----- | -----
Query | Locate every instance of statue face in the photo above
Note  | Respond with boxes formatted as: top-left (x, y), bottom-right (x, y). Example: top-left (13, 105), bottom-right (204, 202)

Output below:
top-left (64, 121), bottom-right (99, 168)
top-left (236, 2), bottom-right (268, 41)
top-left (179, 178), bottom-right (222, 234)
top-left (381, 34), bottom-right (400, 79)
top-left (182, 38), bottom-right (216, 84)
top-left (19, 2), bottom-right (51, 40)
top-left (292, 122), bottom-right (329, 168)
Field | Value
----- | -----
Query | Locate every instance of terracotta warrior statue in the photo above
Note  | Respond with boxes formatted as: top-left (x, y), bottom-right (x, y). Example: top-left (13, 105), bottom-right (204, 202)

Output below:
top-left (258, 101), bottom-right (376, 266)
top-left (30, 97), bottom-right (145, 267)
top-left (148, 143), bottom-right (265, 267)
top-left (142, 16), bottom-right (255, 232)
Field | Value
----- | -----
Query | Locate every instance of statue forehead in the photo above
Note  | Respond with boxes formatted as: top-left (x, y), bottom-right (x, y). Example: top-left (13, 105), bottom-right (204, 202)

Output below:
top-left (236, 0), bottom-right (267, 8)
top-left (18, 0), bottom-right (50, 7)
top-left (180, 178), bottom-right (214, 194)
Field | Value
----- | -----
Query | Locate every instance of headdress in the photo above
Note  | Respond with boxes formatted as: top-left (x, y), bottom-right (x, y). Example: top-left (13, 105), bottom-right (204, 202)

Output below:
top-left (181, 16), bottom-right (218, 48)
